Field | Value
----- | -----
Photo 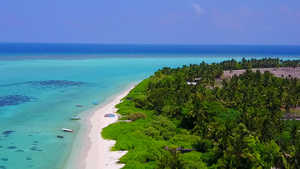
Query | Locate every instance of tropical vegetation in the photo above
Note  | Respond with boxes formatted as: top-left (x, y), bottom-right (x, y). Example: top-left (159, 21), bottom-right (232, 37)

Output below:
top-left (102, 58), bottom-right (300, 169)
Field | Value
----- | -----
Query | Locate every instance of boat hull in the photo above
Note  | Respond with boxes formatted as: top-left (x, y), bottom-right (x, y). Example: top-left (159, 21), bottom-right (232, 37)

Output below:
top-left (62, 128), bottom-right (73, 132)
top-left (70, 117), bottom-right (81, 120)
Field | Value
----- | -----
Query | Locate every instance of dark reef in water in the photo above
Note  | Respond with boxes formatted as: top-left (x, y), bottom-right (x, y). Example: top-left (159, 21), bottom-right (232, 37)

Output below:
top-left (0, 95), bottom-right (32, 107)
top-left (0, 158), bottom-right (8, 161)
top-left (0, 80), bottom-right (87, 88)
top-left (0, 80), bottom-right (87, 107)
top-left (1, 130), bottom-right (15, 137)
top-left (6, 146), bottom-right (17, 150)
top-left (29, 146), bottom-right (42, 151)
top-left (30, 147), bottom-right (37, 151)
top-left (31, 80), bottom-right (87, 87)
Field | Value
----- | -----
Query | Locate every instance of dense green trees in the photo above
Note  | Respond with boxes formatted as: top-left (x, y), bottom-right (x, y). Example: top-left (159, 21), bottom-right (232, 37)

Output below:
top-left (102, 58), bottom-right (300, 169)
top-left (219, 58), bottom-right (299, 70)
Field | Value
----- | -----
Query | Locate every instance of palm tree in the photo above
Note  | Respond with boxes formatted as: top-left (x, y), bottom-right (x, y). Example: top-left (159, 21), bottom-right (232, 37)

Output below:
top-left (156, 146), bottom-right (183, 169)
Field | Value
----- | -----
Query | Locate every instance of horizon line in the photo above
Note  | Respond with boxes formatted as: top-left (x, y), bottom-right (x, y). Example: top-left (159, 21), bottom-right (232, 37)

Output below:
top-left (0, 42), bottom-right (300, 46)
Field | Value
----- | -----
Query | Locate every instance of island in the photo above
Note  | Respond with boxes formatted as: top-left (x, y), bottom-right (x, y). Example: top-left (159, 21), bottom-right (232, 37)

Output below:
top-left (96, 58), bottom-right (299, 169)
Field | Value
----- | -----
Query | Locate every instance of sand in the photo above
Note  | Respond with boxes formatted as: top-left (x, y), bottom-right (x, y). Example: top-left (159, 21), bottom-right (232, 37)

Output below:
top-left (222, 67), bottom-right (300, 79)
top-left (81, 86), bottom-right (134, 169)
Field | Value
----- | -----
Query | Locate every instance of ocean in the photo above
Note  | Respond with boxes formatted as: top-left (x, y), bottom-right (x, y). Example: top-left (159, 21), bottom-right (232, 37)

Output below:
top-left (0, 43), bottom-right (299, 169)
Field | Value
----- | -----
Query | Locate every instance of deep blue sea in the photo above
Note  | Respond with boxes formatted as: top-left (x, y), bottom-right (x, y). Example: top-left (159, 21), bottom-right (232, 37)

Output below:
top-left (1, 43), bottom-right (300, 59)
top-left (0, 43), bottom-right (299, 169)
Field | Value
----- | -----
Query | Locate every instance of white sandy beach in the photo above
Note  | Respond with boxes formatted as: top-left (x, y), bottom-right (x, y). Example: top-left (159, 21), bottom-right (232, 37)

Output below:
top-left (80, 87), bottom-right (134, 169)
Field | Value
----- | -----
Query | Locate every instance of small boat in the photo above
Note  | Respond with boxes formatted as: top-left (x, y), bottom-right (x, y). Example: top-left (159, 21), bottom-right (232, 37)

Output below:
top-left (76, 105), bottom-right (83, 107)
top-left (57, 135), bottom-right (64, 138)
top-left (70, 117), bottom-right (81, 120)
top-left (62, 128), bottom-right (73, 132)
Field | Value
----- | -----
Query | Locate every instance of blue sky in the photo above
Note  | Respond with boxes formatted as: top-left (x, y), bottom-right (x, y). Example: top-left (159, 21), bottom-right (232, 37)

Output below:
top-left (0, 0), bottom-right (300, 45)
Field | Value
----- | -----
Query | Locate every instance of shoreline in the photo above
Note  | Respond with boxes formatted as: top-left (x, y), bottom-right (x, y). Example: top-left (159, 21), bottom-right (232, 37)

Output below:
top-left (64, 84), bottom-right (136, 169)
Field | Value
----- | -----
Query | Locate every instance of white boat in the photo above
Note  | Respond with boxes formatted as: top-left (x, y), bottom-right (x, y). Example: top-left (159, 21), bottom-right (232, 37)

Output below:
top-left (62, 128), bottom-right (73, 132)
top-left (70, 117), bottom-right (81, 120)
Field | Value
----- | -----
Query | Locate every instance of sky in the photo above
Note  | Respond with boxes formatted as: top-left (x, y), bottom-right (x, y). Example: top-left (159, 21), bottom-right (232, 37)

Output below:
top-left (0, 0), bottom-right (300, 45)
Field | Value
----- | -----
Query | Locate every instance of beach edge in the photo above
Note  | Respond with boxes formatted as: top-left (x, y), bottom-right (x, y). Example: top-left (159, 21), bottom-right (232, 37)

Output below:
top-left (64, 84), bottom-right (136, 169)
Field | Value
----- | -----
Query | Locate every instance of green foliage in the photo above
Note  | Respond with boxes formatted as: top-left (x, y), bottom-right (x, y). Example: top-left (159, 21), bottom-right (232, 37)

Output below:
top-left (122, 161), bottom-right (157, 169)
top-left (122, 161), bottom-right (145, 169)
top-left (169, 134), bottom-right (201, 149)
top-left (220, 57), bottom-right (300, 70)
top-left (181, 151), bottom-right (208, 169)
top-left (195, 139), bottom-right (212, 153)
top-left (156, 146), bottom-right (184, 169)
top-left (151, 116), bottom-right (176, 131)
top-left (128, 112), bottom-right (147, 121)
top-left (143, 127), bottom-right (160, 138)
top-left (134, 95), bottom-right (148, 109)
top-left (102, 58), bottom-right (300, 169)
top-left (114, 131), bottom-right (163, 150)
top-left (102, 119), bottom-right (149, 140)
top-left (120, 145), bottom-right (159, 163)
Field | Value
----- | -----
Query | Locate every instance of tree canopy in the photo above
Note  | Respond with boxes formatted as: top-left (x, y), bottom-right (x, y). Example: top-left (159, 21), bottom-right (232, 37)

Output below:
top-left (102, 58), bottom-right (300, 169)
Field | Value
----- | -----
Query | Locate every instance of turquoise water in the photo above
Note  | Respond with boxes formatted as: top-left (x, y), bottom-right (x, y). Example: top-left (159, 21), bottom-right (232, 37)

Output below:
top-left (0, 55), bottom-right (299, 169)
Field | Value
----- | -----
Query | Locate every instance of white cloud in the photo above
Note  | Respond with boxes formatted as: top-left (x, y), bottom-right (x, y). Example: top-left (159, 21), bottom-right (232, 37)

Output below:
top-left (191, 4), bottom-right (204, 15)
